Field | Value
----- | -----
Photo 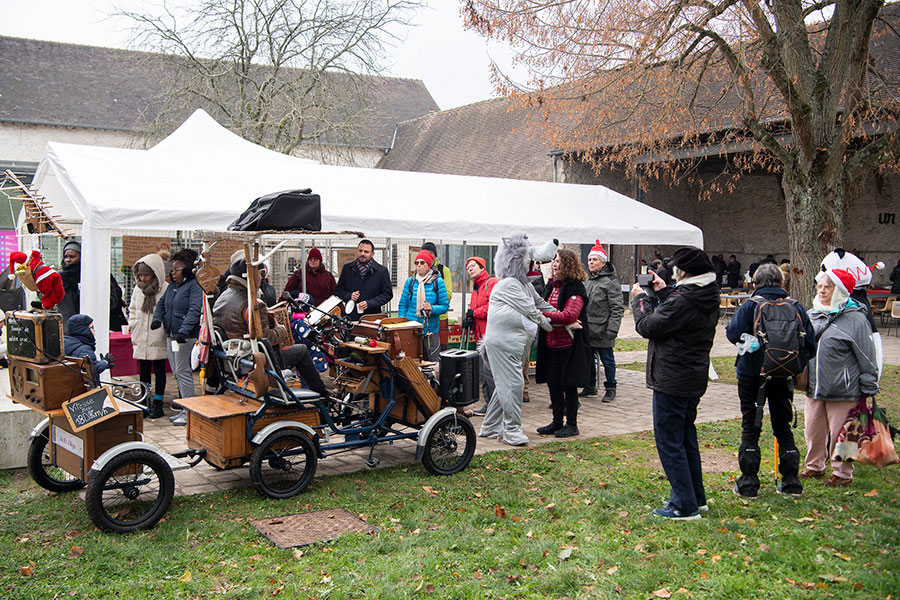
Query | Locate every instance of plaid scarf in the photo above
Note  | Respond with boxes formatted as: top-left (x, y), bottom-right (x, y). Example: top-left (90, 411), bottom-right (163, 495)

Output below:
top-left (356, 259), bottom-right (370, 278)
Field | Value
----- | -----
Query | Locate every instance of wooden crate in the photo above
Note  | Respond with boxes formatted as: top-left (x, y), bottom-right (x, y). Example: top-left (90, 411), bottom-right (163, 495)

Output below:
top-left (49, 403), bottom-right (143, 482)
top-left (180, 394), bottom-right (320, 469)
top-left (9, 357), bottom-right (88, 412)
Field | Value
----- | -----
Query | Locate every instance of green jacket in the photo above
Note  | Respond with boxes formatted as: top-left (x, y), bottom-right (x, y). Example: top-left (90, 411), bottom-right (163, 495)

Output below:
top-left (584, 262), bottom-right (624, 348)
top-left (433, 259), bottom-right (453, 322)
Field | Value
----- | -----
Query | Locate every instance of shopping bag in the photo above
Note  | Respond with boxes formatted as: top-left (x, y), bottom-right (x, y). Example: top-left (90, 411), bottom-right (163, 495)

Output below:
top-left (858, 400), bottom-right (899, 468)
top-left (832, 397), bottom-right (873, 463)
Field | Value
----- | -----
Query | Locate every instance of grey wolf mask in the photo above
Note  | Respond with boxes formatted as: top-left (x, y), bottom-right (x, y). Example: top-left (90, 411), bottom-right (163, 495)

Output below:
top-left (494, 233), bottom-right (558, 284)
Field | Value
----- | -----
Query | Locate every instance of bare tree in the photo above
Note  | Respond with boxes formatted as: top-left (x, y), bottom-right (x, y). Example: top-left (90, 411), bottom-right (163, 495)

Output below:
top-left (464, 0), bottom-right (900, 299)
top-left (119, 0), bottom-right (425, 160)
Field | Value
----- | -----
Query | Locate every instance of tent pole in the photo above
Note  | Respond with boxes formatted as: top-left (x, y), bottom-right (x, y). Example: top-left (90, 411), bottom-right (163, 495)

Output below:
top-left (460, 241), bottom-right (467, 332)
top-left (301, 238), bottom-right (307, 295)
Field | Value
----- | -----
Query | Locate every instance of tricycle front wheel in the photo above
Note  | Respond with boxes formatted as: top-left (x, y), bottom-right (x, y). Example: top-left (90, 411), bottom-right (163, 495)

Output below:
top-left (85, 449), bottom-right (174, 533)
top-left (250, 429), bottom-right (318, 499)
top-left (421, 414), bottom-right (476, 476)
top-left (27, 429), bottom-right (85, 493)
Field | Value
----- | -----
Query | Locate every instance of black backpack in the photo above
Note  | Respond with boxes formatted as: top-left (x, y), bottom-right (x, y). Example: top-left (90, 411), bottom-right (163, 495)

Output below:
top-left (750, 296), bottom-right (808, 377)
top-left (228, 189), bottom-right (321, 231)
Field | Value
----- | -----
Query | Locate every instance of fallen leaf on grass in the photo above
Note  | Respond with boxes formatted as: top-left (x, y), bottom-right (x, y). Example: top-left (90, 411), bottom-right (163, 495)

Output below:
top-left (834, 552), bottom-right (851, 561)
top-left (864, 489), bottom-right (878, 497)
top-left (606, 566), bottom-right (619, 575)
top-left (797, 517), bottom-right (815, 522)
top-left (675, 587), bottom-right (689, 594)
top-left (68, 546), bottom-right (84, 558)
top-left (711, 555), bottom-right (722, 563)
top-left (525, 530), bottom-right (533, 538)
top-left (758, 544), bottom-right (770, 552)
top-left (696, 549), bottom-right (708, 555)
top-left (20, 562), bottom-right (35, 576)
top-left (483, 528), bottom-right (495, 534)
top-left (545, 503), bottom-right (556, 510)
top-left (178, 570), bottom-right (192, 583)
top-left (65, 530), bottom-right (83, 539)
top-left (618, 511), bottom-right (628, 518)
top-left (495, 505), bottom-right (507, 519)
top-left (473, 570), bottom-right (483, 580)
top-left (819, 573), bottom-right (849, 582)
top-left (293, 549), bottom-right (304, 559)
top-left (425, 584), bottom-right (435, 593)
top-left (558, 547), bottom-right (574, 560)
top-left (422, 486), bottom-right (439, 496)
top-left (652, 588), bottom-right (672, 598)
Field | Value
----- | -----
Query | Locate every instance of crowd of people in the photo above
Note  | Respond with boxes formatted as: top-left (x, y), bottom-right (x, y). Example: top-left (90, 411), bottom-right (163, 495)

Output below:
top-left (50, 235), bottom-right (885, 521)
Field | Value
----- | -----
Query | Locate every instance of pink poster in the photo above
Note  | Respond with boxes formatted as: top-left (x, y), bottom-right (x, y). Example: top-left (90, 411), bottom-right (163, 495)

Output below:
top-left (0, 230), bottom-right (18, 258)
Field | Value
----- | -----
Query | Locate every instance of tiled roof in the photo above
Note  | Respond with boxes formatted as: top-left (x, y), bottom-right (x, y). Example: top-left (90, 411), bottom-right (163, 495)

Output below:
top-left (377, 97), bottom-right (553, 181)
top-left (0, 36), bottom-right (439, 149)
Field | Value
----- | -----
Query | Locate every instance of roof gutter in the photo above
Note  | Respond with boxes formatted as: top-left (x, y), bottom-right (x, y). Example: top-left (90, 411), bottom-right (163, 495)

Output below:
top-left (0, 117), bottom-right (137, 134)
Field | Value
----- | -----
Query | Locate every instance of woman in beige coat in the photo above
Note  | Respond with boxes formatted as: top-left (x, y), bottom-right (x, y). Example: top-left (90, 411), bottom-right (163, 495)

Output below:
top-left (129, 253), bottom-right (169, 418)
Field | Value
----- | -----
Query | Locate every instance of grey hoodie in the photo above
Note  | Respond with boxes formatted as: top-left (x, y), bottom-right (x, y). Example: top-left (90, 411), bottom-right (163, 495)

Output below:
top-left (807, 302), bottom-right (879, 401)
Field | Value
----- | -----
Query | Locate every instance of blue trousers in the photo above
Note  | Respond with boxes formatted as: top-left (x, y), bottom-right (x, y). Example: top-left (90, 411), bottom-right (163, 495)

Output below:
top-left (652, 391), bottom-right (706, 514)
top-left (588, 347), bottom-right (617, 389)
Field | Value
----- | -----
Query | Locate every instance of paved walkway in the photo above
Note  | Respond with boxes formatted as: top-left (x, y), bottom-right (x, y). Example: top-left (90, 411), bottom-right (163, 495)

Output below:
top-left (139, 315), bottom-right (900, 498)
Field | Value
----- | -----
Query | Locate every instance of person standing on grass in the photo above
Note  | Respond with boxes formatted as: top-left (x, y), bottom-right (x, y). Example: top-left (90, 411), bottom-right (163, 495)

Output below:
top-left (725, 263), bottom-right (816, 499)
top-left (581, 241), bottom-right (624, 402)
top-left (631, 246), bottom-right (719, 520)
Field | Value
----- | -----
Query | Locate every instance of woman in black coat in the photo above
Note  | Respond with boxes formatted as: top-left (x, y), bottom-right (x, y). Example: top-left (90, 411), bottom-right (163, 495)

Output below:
top-left (535, 249), bottom-right (591, 438)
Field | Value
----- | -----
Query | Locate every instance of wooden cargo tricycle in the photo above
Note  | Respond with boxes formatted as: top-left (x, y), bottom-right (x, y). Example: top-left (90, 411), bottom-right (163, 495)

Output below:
top-left (15, 232), bottom-right (479, 533)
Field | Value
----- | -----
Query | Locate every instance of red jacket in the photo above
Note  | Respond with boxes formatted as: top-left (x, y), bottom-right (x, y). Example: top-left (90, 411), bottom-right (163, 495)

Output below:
top-left (284, 263), bottom-right (336, 306)
top-left (468, 270), bottom-right (497, 342)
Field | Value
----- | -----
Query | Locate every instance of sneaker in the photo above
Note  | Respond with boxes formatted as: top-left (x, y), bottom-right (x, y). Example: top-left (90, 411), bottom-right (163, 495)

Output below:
top-left (601, 388), bottom-right (616, 403)
top-left (776, 484), bottom-right (803, 497)
top-left (579, 387), bottom-right (598, 397)
top-left (472, 405), bottom-right (488, 417)
top-left (170, 409), bottom-right (187, 426)
top-left (823, 474), bottom-right (851, 487)
top-left (664, 500), bottom-right (709, 513)
top-left (536, 422), bottom-right (562, 435)
top-left (652, 506), bottom-right (701, 520)
top-left (799, 468), bottom-right (826, 479)
top-left (554, 424), bottom-right (579, 438)
top-left (732, 484), bottom-right (758, 499)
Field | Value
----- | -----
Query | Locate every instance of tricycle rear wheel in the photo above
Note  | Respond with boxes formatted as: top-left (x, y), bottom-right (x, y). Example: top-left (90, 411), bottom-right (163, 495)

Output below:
top-left (421, 414), bottom-right (476, 475)
top-left (27, 428), bottom-right (85, 493)
top-left (85, 449), bottom-right (175, 533)
top-left (250, 429), bottom-right (317, 499)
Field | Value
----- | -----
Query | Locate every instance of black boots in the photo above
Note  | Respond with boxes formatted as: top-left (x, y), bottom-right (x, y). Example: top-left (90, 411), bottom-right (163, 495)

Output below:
top-left (735, 443), bottom-right (760, 498)
top-left (147, 395), bottom-right (164, 419)
top-left (777, 446), bottom-right (803, 496)
top-left (601, 388), bottom-right (616, 403)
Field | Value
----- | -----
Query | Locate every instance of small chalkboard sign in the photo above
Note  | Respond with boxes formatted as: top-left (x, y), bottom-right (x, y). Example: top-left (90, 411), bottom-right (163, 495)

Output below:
top-left (62, 387), bottom-right (120, 432)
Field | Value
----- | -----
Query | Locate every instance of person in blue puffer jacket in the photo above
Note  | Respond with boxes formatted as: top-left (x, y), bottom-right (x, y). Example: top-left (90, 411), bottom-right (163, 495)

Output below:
top-left (151, 248), bottom-right (203, 425)
top-left (398, 250), bottom-right (449, 362)
top-left (64, 314), bottom-right (113, 376)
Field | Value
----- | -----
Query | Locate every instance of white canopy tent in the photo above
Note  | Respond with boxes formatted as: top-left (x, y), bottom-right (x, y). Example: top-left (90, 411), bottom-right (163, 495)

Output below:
top-left (31, 109), bottom-right (702, 352)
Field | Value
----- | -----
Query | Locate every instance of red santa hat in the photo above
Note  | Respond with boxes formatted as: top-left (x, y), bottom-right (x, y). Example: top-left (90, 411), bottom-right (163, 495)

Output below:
top-left (817, 267), bottom-right (856, 297)
top-left (588, 240), bottom-right (608, 262)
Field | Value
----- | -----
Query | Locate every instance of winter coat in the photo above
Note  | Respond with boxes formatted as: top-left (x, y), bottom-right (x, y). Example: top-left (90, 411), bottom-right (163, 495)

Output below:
top-left (284, 262), bottom-right (336, 306)
top-left (726, 261), bottom-right (742, 288)
top-left (152, 276), bottom-right (204, 339)
top-left (335, 259), bottom-right (393, 319)
top-left (213, 277), bottom-right (287, 348)
top-left (807, 301), bottom-right (879, 401)
top-left (468, 270), bottom-right (498, 342)
top-left (58, 262), bottom-right (129, 332)
top-left (398, 271), bottom-right (449, 334)
top-left (891, 264), bottom-right (900, 295)
top-left (725, 286), bottom-right (816, 381)
top-left (63, 314), bottom-right (108, 374)
top-left (632, 275), bottom-right (720, 397)
top-left (128, 253), bottom-right (169, 361)
top-left (536, 279), bottom-right (591, 388)
top-left (584, 263), bottom-right (624, 348)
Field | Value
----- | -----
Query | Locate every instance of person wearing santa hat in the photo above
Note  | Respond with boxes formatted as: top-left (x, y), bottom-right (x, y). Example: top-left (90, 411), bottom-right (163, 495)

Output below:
top-left (802, 268), bottom-right (879, 487)
top-left (581, 241), bottom-right (624, 402)
top-left (819, 248), bottom-right (882, 332)
top-left (397, 249), bottom-right (449, 362)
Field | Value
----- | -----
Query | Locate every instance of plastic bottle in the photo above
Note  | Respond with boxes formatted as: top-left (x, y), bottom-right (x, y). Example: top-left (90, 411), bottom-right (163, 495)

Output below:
top-left (735, 332), bottom-right (760, 355)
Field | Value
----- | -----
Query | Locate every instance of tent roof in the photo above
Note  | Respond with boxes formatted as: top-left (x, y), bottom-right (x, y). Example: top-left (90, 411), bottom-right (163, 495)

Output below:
top-left (33, 109), bottom-right (702, 246)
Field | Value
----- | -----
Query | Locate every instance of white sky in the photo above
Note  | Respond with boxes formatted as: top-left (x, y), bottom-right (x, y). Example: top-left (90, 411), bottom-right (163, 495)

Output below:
top-left (0, 0), bottom-right (517, 111)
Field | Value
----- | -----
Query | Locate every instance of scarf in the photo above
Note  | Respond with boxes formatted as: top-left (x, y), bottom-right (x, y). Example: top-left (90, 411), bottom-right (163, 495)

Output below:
top-left (415, 271), bottom-right (431, 316)
top-left (357, 259), bottom-right (370, 278)
top-left (134, 262), bottom-right (160, 314)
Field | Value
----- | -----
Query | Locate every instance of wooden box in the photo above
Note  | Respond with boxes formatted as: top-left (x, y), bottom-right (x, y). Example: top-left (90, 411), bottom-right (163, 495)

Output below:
top-left (5, 311), bottom-right (63, 364)
top-left (9, 356), bottom-right (88, 411)
top-left (372, 356), bottom-right (441, 426)
top-left (351, 316), bottom-right (423, 359)
top-left (49, 403), bottom-right (143, 482)
top-left (180, 394), bottom-right (321, 469)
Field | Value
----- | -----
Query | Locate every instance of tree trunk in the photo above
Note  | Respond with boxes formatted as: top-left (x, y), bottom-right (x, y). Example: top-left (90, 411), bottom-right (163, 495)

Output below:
top-left (782, 166), bottom-right (846, 303)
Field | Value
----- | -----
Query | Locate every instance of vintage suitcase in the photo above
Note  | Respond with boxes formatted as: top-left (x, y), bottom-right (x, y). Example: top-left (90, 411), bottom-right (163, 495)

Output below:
top-left (6, 311), bottom-right (63, 363)
top-left (49, 403), bottom-right (143, 482)
top-left (351, 316), bottom-right (423, 360)
top-left (228, 189), bottom-right (321, 231)
top-left (8, 356), bottom-right (88, 412)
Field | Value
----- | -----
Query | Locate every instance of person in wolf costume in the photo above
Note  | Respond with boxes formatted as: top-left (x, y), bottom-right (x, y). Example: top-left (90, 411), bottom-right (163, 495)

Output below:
top-left (480, 234), bottom-right (558, 445)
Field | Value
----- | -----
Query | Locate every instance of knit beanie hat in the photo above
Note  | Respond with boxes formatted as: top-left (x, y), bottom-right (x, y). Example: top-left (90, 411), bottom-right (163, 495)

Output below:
top-left (466, 256), bottom-right (486, 270)
top-left (671, 246), bottom-right (714, 276)
top-left (588, 240), bottom-right (608, 262)
top-left (421, 242), bottom-right (438, 257)
top-left (817, 268), bottom-right (856, 297)
top-left (308, 248), bottom-right (323, 261)
top-left (63, 240), bottom-right (82, 255)
top-left (415, 250), bottom-right (434, 268)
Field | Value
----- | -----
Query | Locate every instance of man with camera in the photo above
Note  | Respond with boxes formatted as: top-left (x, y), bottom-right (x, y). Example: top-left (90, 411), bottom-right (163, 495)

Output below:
top-left (631, 246), bottom-right (720, 520)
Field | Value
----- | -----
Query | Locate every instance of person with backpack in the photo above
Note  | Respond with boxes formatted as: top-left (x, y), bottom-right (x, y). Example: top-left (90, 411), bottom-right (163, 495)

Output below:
top-left (726, 263), bottom-right (816, 498)
top-left (398, 250), bottom-right (449, 362)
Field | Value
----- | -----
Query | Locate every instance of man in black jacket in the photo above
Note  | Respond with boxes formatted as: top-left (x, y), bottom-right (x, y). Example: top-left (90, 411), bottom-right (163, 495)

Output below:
top-left (335, 239), bottom-right (393, 320)
top-left (631, 246), bottom-right (720, 520)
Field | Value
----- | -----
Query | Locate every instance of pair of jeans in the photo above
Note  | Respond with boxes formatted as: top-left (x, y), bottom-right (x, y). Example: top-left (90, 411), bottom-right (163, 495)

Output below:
top-left (280, 344), bottom-right (328, 396)
top-left (588, 347), bottom-right (617, 389)
top-left (652, 391), bottom-right (706, 514)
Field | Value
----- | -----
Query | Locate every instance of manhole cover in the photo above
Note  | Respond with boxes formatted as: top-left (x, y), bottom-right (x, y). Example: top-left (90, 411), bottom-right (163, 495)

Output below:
top-left (251, 508), bottom-right (377, 548)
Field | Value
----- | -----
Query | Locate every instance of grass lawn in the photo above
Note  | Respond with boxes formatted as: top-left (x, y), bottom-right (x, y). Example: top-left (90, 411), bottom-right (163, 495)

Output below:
top-left (2, 372), bottom-right (898, 599)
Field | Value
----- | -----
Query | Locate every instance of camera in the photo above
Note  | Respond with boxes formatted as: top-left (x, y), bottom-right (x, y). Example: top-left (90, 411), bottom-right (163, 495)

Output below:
top-left (636, 273), bottom-right (654, 286)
